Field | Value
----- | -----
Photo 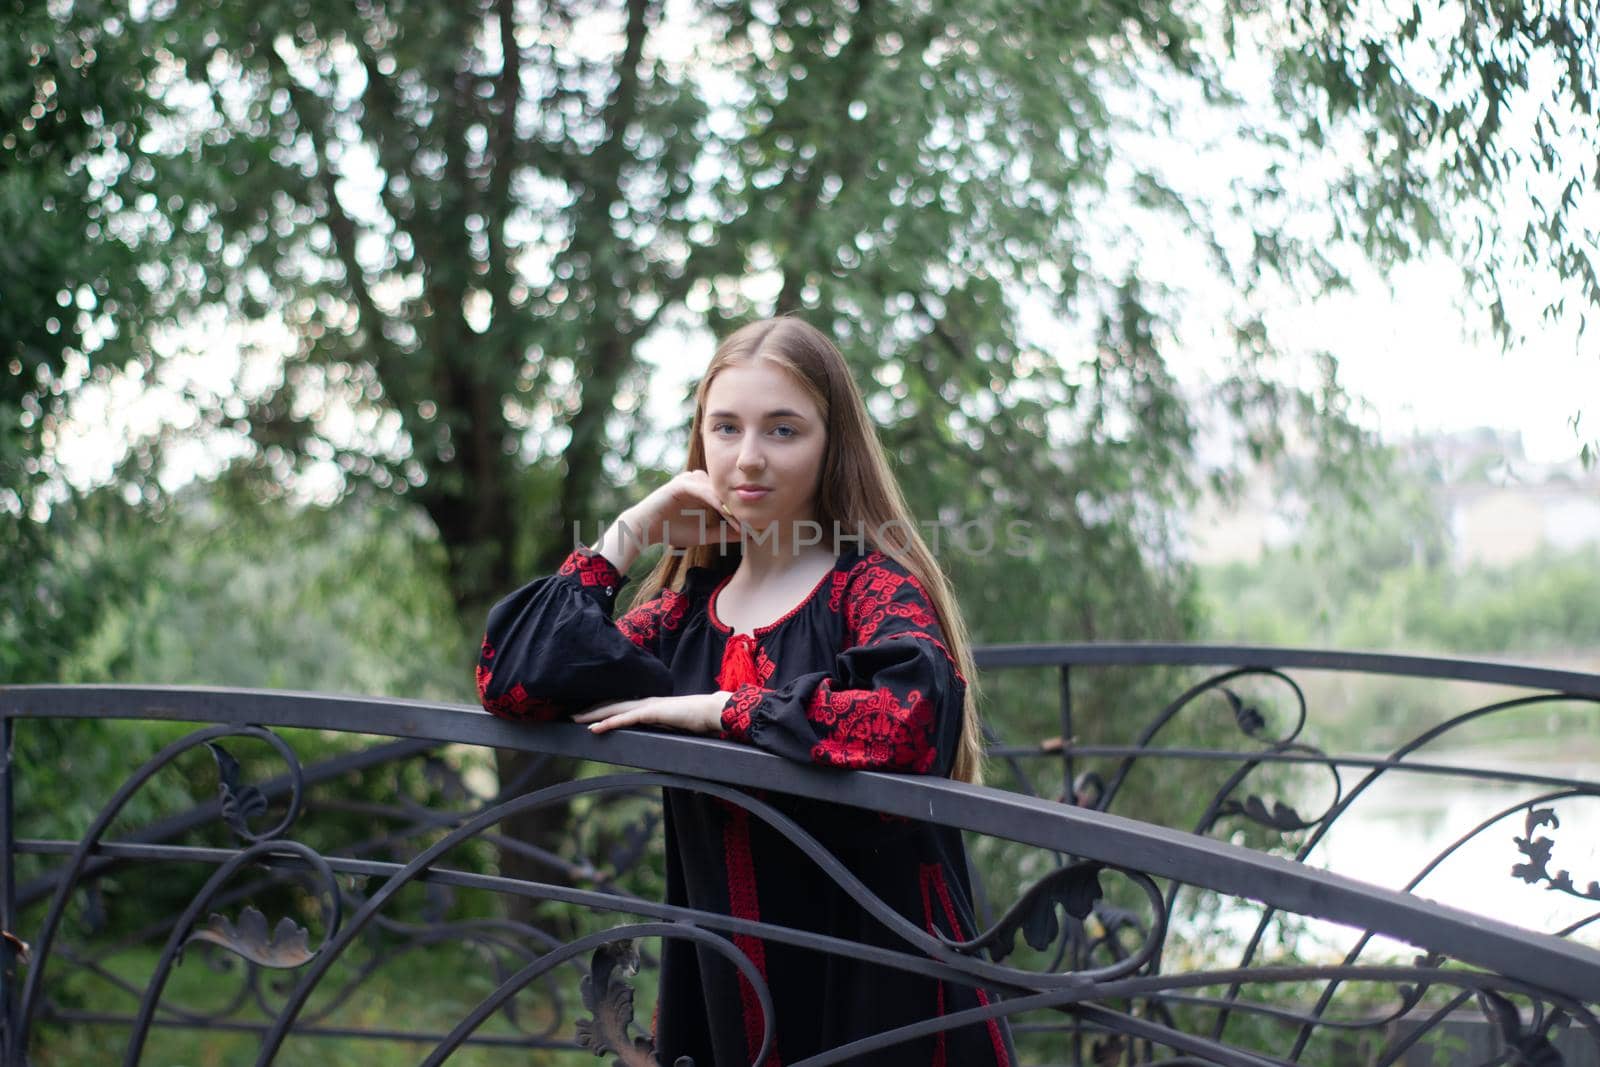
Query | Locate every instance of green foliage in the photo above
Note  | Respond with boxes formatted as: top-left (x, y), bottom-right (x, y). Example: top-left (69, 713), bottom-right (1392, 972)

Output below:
top-left (32, 942), bottom-right (601, 1066)
top-left (1197, 452), bottom-right (1600, 753)
top-left (22, 0), bottom-right (1583, 623)
top-left (14, 0), bottom-right (1590, 742)
top-left (7, 0), bottom-right (1597, 641)
top-left (12, 485), bottom-right (481, 939)
top-left (1, 0), bottom-right (161, 507)
top-left (1270, 0), bottom-right (1599, 343)
top-left (57, 479), bottom-right (468, 698)
top-left (10, 3), bottom-right (1599, 1049)
top-left (1, 488), bottom-right (166, 684)
top-left (1203, 532), bottom-right (1600, 656)
top-left (1344, 546), bottom-right (1600, 654)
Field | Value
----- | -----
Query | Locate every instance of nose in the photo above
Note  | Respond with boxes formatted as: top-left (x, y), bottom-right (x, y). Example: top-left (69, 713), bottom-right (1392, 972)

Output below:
top-left (736, 432), bottom-right (766, 473)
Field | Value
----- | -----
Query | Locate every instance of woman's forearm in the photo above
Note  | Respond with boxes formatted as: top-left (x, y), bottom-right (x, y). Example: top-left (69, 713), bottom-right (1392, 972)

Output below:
top-left (590, 507), bottom-right (647, 573)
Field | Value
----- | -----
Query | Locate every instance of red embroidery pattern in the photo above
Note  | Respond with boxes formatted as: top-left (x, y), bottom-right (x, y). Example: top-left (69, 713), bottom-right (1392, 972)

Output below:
top-left (807, 683), bottom-right (938, 773)
top-left (837, 554), bottom-right (965, 680)
top-left (723, 806), bottom-right (780, 1066)
top-left (930, 865), bottom-right (1010, 1067)
top-left (839, 554), bottom-right (935, 641)
top-left (616, 588), bottom-right (687, 649)
top-left (721, 684), bottom-right (766, 740)
top-left (558, 549), bottom-right (623, 593)
top-left (826, 568), bottom-right (852, 612)
top-left (476, 637), bottom-right (562, 722)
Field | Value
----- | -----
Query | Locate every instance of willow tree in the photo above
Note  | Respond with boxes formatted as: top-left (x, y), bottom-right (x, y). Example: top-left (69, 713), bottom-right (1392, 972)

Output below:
top-left (9, 0), bottom-right (1597, 862)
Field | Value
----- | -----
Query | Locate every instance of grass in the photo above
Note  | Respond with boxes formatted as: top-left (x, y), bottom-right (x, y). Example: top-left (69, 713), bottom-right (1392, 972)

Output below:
top-left (28, 936), bottom-right (640, 1066)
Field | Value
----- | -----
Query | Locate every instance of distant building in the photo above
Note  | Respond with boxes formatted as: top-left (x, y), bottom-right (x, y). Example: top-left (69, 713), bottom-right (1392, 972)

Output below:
top-left (1422, 429), bottom-right (1600, 566)
top-left (1187, 428), bottom-right (1600, 567)
top-left (1185, 475), bottom-right (1297, 565)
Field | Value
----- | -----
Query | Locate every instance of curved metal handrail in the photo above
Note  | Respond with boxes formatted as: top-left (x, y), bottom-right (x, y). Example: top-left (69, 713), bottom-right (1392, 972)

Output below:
top-left (4, 681), bottom-right (1599, 998)
top-left (972, 642), bottom-right (1600, 699)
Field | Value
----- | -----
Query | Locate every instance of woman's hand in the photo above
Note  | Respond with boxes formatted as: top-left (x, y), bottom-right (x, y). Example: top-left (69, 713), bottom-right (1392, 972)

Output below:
top-left (627, 470), bottom-right (742, 549)
top-left (574, 692), bottom-right (732, 735)
top-left (591, 470), bottom-right (740, 572)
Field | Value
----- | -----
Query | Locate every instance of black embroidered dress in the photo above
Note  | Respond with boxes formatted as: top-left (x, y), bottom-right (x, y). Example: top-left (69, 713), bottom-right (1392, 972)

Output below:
top-left (477, 546), bottom-right (1014, 1067)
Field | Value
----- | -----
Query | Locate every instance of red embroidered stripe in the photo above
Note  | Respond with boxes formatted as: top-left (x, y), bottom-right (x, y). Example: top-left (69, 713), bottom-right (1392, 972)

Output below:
top-left (930, 865), bottom-right (1010, 1067)
top-left (723, 806), bottom-right (780, 1065)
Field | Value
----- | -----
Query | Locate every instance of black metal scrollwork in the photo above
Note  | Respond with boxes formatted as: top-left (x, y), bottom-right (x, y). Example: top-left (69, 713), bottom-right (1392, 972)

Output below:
top-left (1513, 807), bottom-right (1600, 902)
top-left (3, 659), bottom-right (1597, 1067)
top-left (1478, 990), bottom-right (1567, 1067)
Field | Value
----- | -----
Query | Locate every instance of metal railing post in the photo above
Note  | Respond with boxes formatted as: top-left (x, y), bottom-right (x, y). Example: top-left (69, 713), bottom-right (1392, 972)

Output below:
top-left (1058, 664), bottom-right (1075, 808)
top-left (1, 716), bottom-right (18, 1066)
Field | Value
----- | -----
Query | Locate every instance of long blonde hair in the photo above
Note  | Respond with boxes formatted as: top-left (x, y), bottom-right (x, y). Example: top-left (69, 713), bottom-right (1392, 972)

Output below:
top-left (633, 317), bottom-right (986, 784)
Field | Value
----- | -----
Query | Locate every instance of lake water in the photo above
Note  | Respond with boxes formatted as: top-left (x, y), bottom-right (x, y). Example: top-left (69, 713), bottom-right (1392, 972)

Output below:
top-left (1294, 746), bottom-right (1600, 955)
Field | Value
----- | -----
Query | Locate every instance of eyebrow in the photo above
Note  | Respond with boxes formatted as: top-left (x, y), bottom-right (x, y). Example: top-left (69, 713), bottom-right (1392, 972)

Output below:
top-left (707, 409), bottom-right (811, 421)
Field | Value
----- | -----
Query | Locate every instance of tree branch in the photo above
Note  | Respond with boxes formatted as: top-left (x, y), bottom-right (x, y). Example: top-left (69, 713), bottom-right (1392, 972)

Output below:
top-left (554, 0), bottom-right (658, 559)
top-left (776, 0), bottom-right (880, 312)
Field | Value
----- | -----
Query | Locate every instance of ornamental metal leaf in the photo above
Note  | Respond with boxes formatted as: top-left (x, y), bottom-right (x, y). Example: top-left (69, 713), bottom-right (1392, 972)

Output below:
top-left (575, 939), bottom-right (686, 1067)
top-left (206, 742), bottom-right (268, 840)
top-left (185, 906), bottom-right (315, 968)
top-left (973, 862), bottom-right (1104, 961)
top-left (1218, 794), bottom-right (1315, 832)
top-left (1512, 807), bottom-right (1600, 902)
top-left (1219, 686), bottom-right (1266, 737)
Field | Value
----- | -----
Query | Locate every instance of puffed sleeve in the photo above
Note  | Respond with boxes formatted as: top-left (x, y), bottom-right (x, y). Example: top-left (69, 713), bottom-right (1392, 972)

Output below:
top-left (718, 555), bottom-right (967, 776)
top-left (476, 548), bottom-right (675, 721)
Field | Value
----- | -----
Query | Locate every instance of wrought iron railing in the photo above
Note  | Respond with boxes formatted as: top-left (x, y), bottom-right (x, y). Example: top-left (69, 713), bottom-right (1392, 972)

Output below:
top-left (2, 644), bottom-right (1597, 1065)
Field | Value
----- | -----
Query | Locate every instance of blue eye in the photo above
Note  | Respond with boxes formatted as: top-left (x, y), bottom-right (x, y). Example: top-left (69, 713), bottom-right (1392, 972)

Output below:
top-left (771, 425), bottom-right (796, 438)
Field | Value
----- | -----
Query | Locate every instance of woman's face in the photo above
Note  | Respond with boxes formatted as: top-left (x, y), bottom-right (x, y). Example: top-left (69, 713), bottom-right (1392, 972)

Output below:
top-left (701, 359), bottom-right (828, 546)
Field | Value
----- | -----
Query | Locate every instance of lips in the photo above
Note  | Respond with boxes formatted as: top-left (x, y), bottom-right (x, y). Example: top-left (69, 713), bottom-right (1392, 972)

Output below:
top-left (733, 485), bottom-right (772, 501)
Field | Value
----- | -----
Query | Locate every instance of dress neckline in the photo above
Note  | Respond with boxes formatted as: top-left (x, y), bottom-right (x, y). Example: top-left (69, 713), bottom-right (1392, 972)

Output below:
top-left (708, 556), bottom-right (843, 637)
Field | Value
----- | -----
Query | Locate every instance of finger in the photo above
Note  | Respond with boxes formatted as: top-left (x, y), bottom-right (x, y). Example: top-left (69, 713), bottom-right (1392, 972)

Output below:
top-left (588, 707), bottom-right (658, 734)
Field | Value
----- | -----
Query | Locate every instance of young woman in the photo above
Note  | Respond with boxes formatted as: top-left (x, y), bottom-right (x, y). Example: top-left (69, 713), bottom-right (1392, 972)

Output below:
top-left (477, 317), bottom-right (1014, 1066)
